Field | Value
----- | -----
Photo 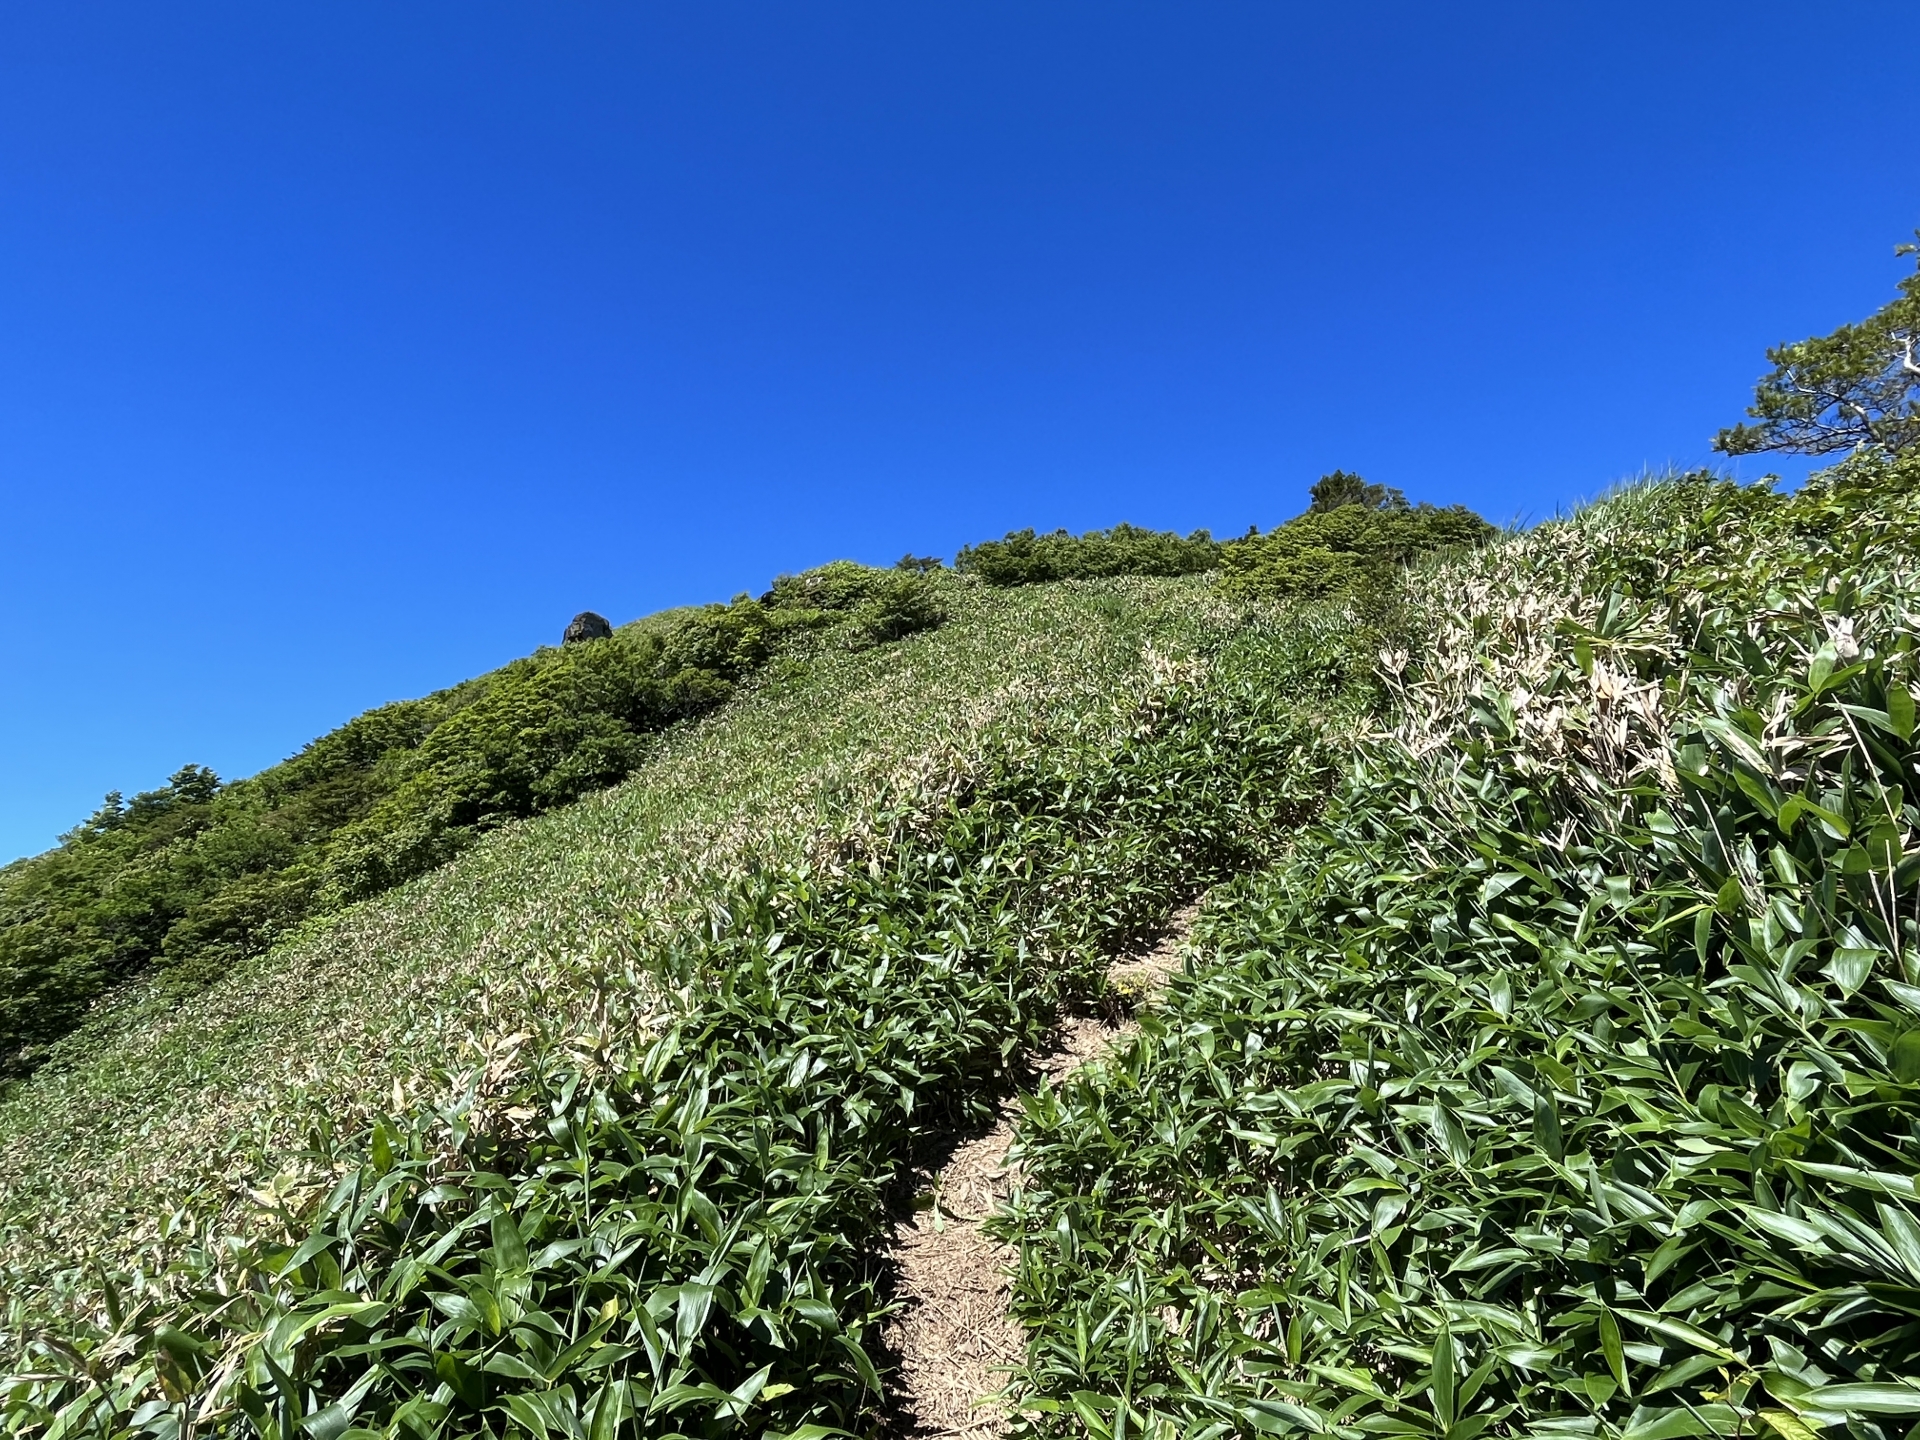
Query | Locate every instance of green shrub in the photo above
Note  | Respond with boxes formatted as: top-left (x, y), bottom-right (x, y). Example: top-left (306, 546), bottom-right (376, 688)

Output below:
top-left (1218, 499), bottom-right (1493, 602)
top-left (849, 572), bottom-right (947, 645)
top-left (762, 561), bottom-right (947, 647)
top-left (955, 523), bottom-right (1221, 586)
top-left (762, 559), bottom-right (894, 613)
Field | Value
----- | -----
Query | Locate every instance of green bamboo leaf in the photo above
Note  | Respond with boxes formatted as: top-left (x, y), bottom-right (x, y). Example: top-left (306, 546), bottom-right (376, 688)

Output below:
top-left (1742, 1209), bottom-right (1830, 1252)
top-left (1429, 1328), bottom-right (1457, 1428)
top-left (1533, 1092), bottom-right (1564, 1160)
top-left (503, 1394), bottom-right (553, 1440)
top-left (1756, 1409), bottom-right (1823, 1440)
top-left (1893, 1031), bottom-right (1920, 1084)
top-left (1620, 1408), bottom-right (1714, 1440)
top-left (491, 1210), bottom-right (528, 1275)
top-left (1821, 947), bottom-right (1876, 995)
top-left (1600, 1309), bottom-right (1628, 1394)
top-left (1617, 1311), bottom-right (1735, 1361)
top-left (1876, 1202), bottom-right (1920, 1279)
top-left (586, 1380), bottom-right (625, 1440)
top-left (1800, 1384), bottom-right (1920, 1414)
top-left (1786, 1159), bottom-right (1919, 1198)
top-left (1889, 682), bottom-right (1916, 742)
top-left (1807, 644), bottom-right (1837, 694)
top-left (433, 1352), bottom-right (486, 1410)
top-left (1430, 1104), bottom-right (1471, 1168)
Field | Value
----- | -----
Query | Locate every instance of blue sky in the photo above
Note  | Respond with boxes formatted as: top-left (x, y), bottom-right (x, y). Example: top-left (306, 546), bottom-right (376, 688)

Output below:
top-left (3, 2), bottom-right (1917, 862)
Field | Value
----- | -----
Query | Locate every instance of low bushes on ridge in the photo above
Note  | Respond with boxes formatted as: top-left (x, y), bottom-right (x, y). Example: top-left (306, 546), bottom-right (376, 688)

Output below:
top-left (1217, 494), bottom-right (1494, 603)
top-left (956, 523), bottom-right (1222, 586)
top-left (955, 485), bottom-right (1493, 604)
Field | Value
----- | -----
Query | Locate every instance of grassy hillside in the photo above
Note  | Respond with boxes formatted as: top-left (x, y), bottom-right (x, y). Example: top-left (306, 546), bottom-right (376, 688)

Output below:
top-left (0, 501), bottom-right (1478, 1089)
top-left (16, 458), bottom-right (1910, 1440)
top-left (1001, 450), bottom-right (1920, 1438)
top-left (0, 574), bottom-right (1238, 1312)
top-left (0, 542), bottom-right (1396, 1436)
top-left (0, 563), bottom-right (945, 1077)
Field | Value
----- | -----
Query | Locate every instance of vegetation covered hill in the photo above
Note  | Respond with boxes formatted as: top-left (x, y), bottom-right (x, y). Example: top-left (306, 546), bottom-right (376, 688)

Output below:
top-left (0, 564), bottom-right (945, 1076)
top-left (0, 484), bottom-right (1484, 1433)
top-left (0, 572), bottom-right (1234, 1305)
top-left (4, 234), bottom-right (1918, 1439)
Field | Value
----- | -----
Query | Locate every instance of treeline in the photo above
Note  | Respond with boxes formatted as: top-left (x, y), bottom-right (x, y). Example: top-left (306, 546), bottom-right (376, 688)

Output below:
top-left (956, 471), bottom-right (1492, 599)
top-left (0, 564), bottom-right (941, 1076)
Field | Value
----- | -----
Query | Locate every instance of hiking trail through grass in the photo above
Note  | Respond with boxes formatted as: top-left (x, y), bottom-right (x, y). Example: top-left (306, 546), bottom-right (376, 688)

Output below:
top-left (882, 903), bottom-right (1200, 1437)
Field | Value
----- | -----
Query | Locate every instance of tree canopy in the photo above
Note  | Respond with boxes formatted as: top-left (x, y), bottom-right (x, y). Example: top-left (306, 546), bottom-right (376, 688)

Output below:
top-left (1715, 234), bottom-right (1920, 456)
top-left (1307, 469), bottom-right (1408, 513)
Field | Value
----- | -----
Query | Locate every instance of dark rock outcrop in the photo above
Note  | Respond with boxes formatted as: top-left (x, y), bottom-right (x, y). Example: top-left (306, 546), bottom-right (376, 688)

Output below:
top-left (563, 611), bottom-right (613, 645)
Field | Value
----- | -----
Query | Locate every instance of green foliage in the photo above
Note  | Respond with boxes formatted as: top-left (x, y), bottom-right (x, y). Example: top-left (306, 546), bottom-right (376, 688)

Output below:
top-left (0, 568), bottom-right (944, 1076)
top-left (848, 571), bottom-right (947, 645)
top-left (29, 452), bottom-right (1918, 1437)
top-left (1307, 468), bottom-right (1406, 513)
top-left (1218, 499), bottom-right (1493, 602)
top-left (0, 590), bottom-right (1352, 1440)
top-left (1001, 452), bottom-right (1920, 1439)
top-left (761, 559), bottom-right (898, 614)
top-left (955, 523), bottom-right (1221, 587)
top-left (762, 561), bottom-right (947, 647)
top-left (1716, 235), bottom-right (1920, 456)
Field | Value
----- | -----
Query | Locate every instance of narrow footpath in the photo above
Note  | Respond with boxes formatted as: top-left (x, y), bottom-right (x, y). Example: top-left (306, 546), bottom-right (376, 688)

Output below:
top-left (882, 906), bottom-right (1199, 1438)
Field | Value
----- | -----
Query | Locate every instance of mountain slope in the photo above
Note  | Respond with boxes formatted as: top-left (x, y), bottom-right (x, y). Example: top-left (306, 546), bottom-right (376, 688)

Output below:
top-left (14, 460), bottom-right (1912, 1440)
top-left (5, 574), bottom-right (1300, 1324)
top-left (1003, 451), bottom-right (1920, 1438)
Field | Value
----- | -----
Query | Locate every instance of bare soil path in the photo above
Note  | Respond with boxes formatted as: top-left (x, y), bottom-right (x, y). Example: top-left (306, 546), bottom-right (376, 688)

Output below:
top-left (881, 905), bottom-right (1198, 1438)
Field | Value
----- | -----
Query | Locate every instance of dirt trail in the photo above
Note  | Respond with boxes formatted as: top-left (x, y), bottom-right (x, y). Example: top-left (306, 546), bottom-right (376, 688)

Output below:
top-left (882, 905), bottom-right (1198, 1438)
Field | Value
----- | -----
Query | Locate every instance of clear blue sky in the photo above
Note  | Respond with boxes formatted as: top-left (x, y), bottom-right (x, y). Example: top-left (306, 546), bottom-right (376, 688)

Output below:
top-left (4, 3), bottom-right (1917, 862)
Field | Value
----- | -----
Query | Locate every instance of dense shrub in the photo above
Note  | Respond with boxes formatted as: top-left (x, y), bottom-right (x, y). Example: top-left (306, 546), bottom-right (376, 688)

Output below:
top-left (849, 571), bottom-right (947, 644)
top-left (762, 558), bottom-right (898, 612)
top-left (951, 486), bottom-right (1491, 600)
top-left (955, 523), bottom-right (1221, 586)
top-left (762, 561), bottom-right (947, 646)
top-left (1218, 498), bottom-right (1494, 602)
top-left (0, 566), bottom-right (943, 1076)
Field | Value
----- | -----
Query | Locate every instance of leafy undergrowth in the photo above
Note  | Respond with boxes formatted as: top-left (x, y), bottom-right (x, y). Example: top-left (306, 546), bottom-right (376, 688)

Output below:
top-left (0, 578), bottom-right (1381, 1437)
top-left (1000, 453), bottom-right (1920, 1439)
